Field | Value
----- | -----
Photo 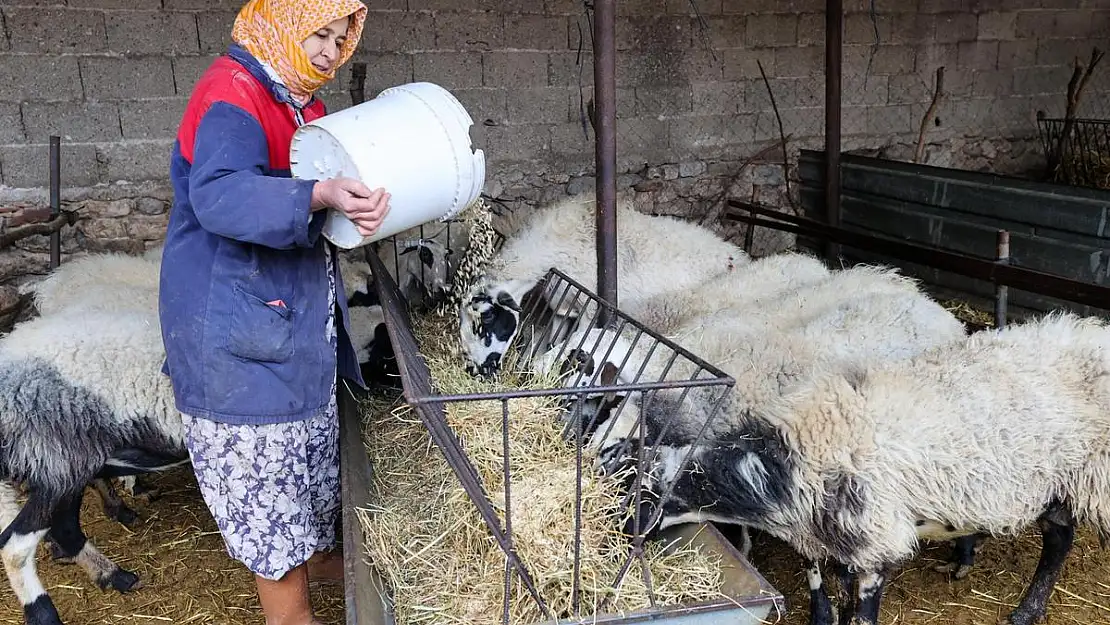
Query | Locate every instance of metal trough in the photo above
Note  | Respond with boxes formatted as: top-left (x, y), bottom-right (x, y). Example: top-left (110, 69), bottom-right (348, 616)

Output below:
top-left (338, 383), bottom-right (784, 625)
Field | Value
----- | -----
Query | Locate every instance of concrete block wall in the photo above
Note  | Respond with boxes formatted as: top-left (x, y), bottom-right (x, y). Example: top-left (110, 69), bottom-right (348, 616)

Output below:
top-left (0, 0), bottom-right (1106, 192)
top-left (0, 0), bottom-right (1107, 271)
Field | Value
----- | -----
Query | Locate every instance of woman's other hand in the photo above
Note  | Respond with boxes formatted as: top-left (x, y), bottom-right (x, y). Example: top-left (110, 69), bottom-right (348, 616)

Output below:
top-left (311, 177), bottom-right (392, 237)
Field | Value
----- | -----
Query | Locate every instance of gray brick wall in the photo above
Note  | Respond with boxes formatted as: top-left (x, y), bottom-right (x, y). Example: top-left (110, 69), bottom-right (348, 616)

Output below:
top-left (0, 0), bottom-right (1106, 195)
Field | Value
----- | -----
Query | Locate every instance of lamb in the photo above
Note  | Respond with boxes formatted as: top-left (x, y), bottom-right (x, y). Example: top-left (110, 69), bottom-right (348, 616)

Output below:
top-left (458, 192), bottom-right (750, 376)
top-left (0, 308), bottom-right (189, 625)
top-left (375, 220), bottom-right (469, 309)
top-left (618, 311), bottom-right (1110, 625)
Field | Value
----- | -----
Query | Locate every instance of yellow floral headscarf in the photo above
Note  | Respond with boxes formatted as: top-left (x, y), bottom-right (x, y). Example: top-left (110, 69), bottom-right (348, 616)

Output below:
top-left (232, 0), bottom-right (367, 103)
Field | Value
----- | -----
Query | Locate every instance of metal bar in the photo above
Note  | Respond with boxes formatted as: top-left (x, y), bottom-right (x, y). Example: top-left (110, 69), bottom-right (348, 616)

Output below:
top-left (49, 136), bottom-right (61, 270)
top-left (723, 201), bottom-right (1110, 311)
top-left (348, 61), bottom-right (367, 106)
top-left (501, 398), bottom-right (513, 625)
top-left (823, 0), bottom-right (843, 262)
top-left (593, 0), bottom-right (618, 319)
top-left (995, 230), bottom-right (1010, 329)
top-left (337, 383), bottom-right (393, 625)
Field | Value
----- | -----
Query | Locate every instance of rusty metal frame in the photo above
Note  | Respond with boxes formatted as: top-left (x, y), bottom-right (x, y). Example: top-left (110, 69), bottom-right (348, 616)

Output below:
top-left (724, 200), bottom-right (1110, 312)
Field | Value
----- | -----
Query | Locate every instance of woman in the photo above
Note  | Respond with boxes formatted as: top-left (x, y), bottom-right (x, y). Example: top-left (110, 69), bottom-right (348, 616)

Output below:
top-left (158, 0), bottom-right (386, 622)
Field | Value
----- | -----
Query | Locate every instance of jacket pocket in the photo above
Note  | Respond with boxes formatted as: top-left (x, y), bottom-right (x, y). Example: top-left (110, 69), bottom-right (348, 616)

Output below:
top-left (226, 283), bottom-right (295, 363)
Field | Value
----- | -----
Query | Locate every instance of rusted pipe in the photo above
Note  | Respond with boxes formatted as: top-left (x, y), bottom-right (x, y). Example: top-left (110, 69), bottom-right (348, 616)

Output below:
top-left (995, 230), bottom-right (1010, 329)
top-left (824, 0), bottom-right (843, 262)
top-left (594, 0), bottom-right (618, 321)
top-left (49, 136), bottom-right (61, 269)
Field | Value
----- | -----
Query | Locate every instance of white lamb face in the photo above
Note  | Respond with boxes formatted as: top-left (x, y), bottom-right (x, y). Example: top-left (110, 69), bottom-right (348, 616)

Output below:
top-left (399, 241), bottom-right (453, 305)
top-left (459, 285), bottom-right (522, 377)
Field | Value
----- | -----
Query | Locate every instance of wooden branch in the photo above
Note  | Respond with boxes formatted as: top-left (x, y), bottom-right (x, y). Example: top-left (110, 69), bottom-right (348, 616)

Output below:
top-left (914, 66), bottom-right (946, 164)
top-left (1052, 47), bottom-right (1104, 173)
top-left (757, 58), bottom-right (795, 211)
top-left (694, 137), bottom-right (791, 228)
top-left (0, 210), bottom-right (78, 250)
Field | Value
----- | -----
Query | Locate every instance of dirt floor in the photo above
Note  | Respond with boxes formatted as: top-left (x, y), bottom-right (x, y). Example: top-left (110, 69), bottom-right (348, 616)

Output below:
top-left (737, 525), bottom-right (1110, 625)
top-left (0, 469), bottom-right (343, 625)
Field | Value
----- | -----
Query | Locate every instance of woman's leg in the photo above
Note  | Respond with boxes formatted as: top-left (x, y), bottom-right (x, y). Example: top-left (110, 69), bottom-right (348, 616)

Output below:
top-left (182, 413), bottom-right (330, 624)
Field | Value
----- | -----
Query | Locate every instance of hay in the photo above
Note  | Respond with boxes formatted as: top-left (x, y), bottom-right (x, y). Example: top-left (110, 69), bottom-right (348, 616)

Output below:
top-left (1053, 151), bottom-right (1110, 190)
top-left (356, 314), bottom-right (728, 625)
top-left (941, 299), bottom-right (996, 331)
top-left (0, 468), bottom-right (344, 624)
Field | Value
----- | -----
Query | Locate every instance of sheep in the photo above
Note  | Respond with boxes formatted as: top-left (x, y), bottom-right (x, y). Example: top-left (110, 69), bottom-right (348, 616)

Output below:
top-left (458, 191), bottom-right (750, 376)
top-left (614, 311), bottom-right (1110, 625)
top-left (627, 251), bottom-right (832, 335)
top-left (535, 263), bottom-right (968, 593)
top-left (18, 251), bottom-right (166, 527)
top-left (20, 252), bottom-right (160, 317)
top-left (375, 220), bottom-right (470, 309)
top-left (0, 308), bottom-right (189, 625)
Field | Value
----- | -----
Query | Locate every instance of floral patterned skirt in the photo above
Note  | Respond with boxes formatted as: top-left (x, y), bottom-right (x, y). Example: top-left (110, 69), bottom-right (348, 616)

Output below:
top-left (181, 250), bottom-right (341, 580)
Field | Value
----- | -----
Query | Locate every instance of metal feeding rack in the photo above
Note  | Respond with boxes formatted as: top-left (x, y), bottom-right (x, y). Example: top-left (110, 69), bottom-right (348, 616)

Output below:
top-left (1037, 115), bottom-right (1110, 189)
top-left (337, 242), bottom-right (785, 625)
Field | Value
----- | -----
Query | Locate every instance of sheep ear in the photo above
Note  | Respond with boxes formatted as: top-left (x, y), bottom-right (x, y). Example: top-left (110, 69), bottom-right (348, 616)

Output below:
top-left (841, 365), bottom-right (867, 392)
top-left (599, 361), bottom-right (622, 405)
top-left (496, 291), bottom-right (520, 312)
top-left (419, 246), bottom-right (435, 268)
top-left (600, 361), bottom-right (619, 385)
top-left (559, 349), bottom-right (594, 378)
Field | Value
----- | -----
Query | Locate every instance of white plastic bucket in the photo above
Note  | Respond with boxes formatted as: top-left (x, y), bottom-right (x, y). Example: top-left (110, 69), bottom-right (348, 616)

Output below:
top-left (289, 82), bottom-right (486, 249)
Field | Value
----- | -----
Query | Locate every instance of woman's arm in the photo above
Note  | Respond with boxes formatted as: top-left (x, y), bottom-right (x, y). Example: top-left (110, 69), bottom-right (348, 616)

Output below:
top-left (187, 101), bottom-right (391, 247)
top-left (187, 101), bottom-right (322, 250)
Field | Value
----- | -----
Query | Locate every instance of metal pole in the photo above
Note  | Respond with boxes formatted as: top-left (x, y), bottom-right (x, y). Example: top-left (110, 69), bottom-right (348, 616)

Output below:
top-left (824, 0), bottom-right (843, 263)
top-left (49, 136), bottom-right (61, 269)
top-left (594, 0), bottom-right (618, 322)
top-left (995, 230), bottom-right (1009, 329)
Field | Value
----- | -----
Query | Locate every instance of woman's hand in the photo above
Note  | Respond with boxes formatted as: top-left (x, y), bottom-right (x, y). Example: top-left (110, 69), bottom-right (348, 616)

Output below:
top-left (311, 177), bottom-right (392, 237)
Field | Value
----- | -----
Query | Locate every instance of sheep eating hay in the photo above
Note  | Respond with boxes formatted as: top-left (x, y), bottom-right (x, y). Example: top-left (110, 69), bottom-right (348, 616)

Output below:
top-left (458, 192), bottom-right (750, 376)
top-left (355, 314), bottom-right (730, 624)
top-left (627, 311), bottom-right (1110, 625)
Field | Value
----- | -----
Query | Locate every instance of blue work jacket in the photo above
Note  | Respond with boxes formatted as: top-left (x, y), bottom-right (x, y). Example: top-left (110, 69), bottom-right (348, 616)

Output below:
top-left (159, 44), bottom-right (365, 425)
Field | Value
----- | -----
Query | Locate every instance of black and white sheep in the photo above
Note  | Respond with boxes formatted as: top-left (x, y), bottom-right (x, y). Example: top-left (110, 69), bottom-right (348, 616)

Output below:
top-left (618, 311), bottom-right (1110, 625)
top-left (18, 252), bottom-right (166, 526)
top-left (337, 252), bottom-right (401, 389)
top-left (458, 192), bottom-right (750, 376)
top-left (537, 263), bottom-right (969, 599)
top-left (0, 308), bottom-right (189, 625)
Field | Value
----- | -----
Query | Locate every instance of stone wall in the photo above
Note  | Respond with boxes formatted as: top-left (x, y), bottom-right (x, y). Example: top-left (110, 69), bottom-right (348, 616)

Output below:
top-left (0, 0), bottom-right (1108, 306)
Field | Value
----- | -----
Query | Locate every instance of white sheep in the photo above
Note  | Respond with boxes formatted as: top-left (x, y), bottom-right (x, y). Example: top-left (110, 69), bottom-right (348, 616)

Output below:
top-left (21, 252), bottom-right (160, 317)
top-left (626, 311), bottom-right (1110, 625)
top-left (543, 264), bottom-right (967, 457)
top-left (628, 251), bottom-right (831, 335)
top-left (0, 308), bottom-right (189, 624)
top-left (459, 192), bottom-right (750, 376)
